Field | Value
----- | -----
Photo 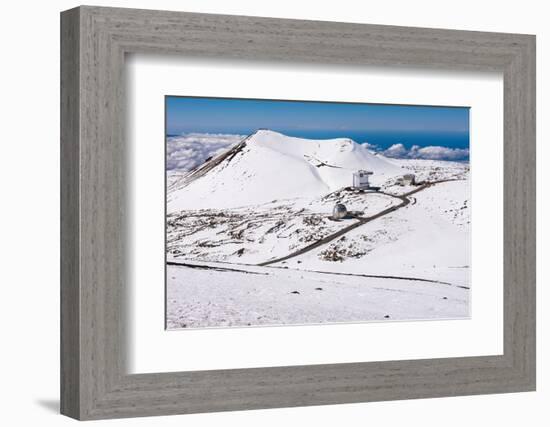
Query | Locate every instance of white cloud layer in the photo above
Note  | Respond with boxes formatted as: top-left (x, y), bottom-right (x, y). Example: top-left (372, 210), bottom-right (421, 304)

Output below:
top-left (166, 133), bottom-right (469, 172)
top-left (380, 143), bottom-right (469, 161)
top-left (167, 133), bottom-right (245, 171)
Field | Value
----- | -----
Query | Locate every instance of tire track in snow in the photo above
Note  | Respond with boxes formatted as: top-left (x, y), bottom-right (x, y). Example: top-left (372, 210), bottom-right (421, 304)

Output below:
top-left (167, 260), bottom-right (468, 289)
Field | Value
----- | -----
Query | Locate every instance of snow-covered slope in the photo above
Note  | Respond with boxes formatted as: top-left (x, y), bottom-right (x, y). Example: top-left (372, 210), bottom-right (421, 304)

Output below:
top-left (168, 130), bottom-right (402, 211)
top-left (167, 261), bottom-right (469, 328)
top-left (276, 179), bottom-right (471, 287)
top-left (165, 130), bottom-right (471, 328)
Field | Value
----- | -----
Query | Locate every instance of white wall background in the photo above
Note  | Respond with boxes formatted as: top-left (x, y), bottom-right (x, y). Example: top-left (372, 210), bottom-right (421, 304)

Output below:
top-left (0, 0), bottom-right (546, 425)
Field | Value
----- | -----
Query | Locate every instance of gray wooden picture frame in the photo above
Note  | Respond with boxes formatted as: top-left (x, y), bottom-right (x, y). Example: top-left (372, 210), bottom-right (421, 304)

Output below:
top-left (60, 5), bottom-right (536, 420)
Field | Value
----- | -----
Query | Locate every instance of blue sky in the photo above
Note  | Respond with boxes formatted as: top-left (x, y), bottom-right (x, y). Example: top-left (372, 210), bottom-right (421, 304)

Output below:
top-left (166, 96), bottom-right (470, 150)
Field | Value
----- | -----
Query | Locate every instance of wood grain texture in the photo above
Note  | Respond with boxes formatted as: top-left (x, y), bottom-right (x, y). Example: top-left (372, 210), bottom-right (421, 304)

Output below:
top-left (60, 7), bottom-right (80, 419)
top-left (60, 6), bottom-right (536, 420)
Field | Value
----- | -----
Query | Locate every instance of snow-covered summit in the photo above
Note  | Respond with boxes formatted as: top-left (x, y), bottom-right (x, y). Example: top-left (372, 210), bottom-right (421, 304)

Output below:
top-left (168, 130), bottom-right (402, 211)
top-left (247, 129), bottom-right (382, 164)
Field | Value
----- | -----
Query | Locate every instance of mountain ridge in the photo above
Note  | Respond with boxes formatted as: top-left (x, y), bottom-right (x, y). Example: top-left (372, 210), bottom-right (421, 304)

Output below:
top-left (168, 130), bottom-right (403, 211)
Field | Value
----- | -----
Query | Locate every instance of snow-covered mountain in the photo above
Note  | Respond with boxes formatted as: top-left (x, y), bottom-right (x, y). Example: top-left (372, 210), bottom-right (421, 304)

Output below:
top-left (165, 130), bottom-right (471, 328)
top-left (168, 130), bottom-right (403, 211)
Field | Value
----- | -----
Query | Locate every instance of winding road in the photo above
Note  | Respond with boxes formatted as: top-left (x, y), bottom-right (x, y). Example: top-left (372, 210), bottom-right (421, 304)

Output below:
top-left (257, 179), bottom-right (459, 267)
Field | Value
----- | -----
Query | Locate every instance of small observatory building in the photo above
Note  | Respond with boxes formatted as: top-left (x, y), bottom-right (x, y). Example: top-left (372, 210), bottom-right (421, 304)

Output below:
top-left (352, 170), bottom-right (373, 189)
top-left (332, 203), bottom-right (348, 220)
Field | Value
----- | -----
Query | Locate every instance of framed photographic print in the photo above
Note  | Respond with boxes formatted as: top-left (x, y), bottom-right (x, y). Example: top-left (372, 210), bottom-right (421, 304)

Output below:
top-left (61, 6), bottom-right (536, 420)
top-left (164, 96), bottom-right (472, 329)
